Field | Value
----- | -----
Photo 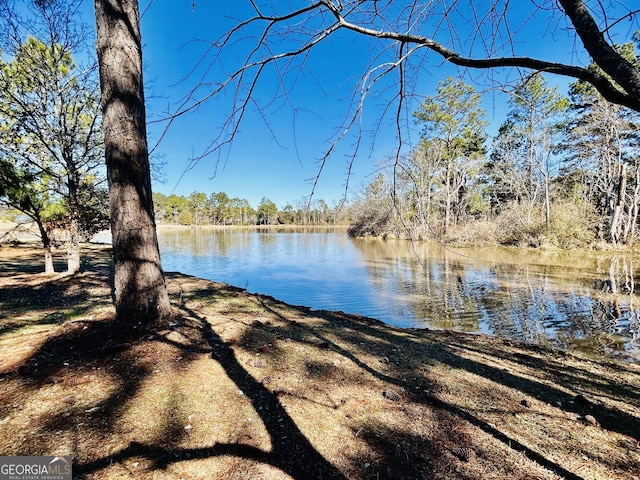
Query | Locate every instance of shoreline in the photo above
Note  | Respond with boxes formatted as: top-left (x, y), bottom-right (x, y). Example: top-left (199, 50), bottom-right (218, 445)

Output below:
top-left (156, 223), bottom-right (350, 229)
top-left (2, 219), bottom-right (637, 253)
top-left (4, 241), bottom-right (640, 364)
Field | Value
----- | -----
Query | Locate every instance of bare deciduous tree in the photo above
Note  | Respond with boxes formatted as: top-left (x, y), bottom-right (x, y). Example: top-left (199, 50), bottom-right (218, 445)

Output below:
top-left (162, 1), bottom-right (640, 190)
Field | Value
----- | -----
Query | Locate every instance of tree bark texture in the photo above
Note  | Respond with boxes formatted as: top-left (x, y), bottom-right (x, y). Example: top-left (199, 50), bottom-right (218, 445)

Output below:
top-left (94, 0), bottom-right (172, 326)
top-left (557, 0), bottom-right (640, 103)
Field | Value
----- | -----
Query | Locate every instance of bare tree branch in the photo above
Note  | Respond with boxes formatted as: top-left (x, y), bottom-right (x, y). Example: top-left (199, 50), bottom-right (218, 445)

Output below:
top-left (318, 0), bottom-right (640, 111)
top-left (160, 0), bottom-right (640, 199)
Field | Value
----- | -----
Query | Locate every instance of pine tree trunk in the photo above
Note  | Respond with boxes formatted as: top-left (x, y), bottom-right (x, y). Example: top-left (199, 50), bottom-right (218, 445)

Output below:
top-left (94, 0), bottom-right (172, 327)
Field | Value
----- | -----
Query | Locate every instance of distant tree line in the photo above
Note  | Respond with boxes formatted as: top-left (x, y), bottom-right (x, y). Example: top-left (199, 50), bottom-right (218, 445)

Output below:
top-left (153, 191), bottom-right (348, 226)
top-left (349, 59), bottom-right (640, 248)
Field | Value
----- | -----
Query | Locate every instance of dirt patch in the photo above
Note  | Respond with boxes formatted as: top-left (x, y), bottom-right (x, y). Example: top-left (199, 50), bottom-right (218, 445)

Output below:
top-left (0, 245), bottom-right (639, 479)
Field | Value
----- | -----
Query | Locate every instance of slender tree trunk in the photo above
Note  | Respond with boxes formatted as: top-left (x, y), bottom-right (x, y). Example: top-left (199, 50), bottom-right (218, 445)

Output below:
top-left (36, 221), bottom-right (55, 274)
top-left (66, 168), bottom-right (81, 274)
top-left (610, 163), bottom-right (627, 244)
top-left (542, 153), bottom-right (551, 230)
top-left (623, 163), bottom-right (640, 243)
top-left (544, 173), bottom-right (551, 230)
top-left (444, 162), bottom-right (452, 234)
top-left (67, 214), bottom-right (81, 274)
top-left (67, 182), bottom-right (81, 274)
top-left (94, 0), bottom-right (172, 327)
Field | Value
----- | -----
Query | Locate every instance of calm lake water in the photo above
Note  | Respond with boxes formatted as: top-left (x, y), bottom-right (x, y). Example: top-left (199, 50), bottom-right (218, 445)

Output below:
top-left (156, 227), bottom-right (640, 362)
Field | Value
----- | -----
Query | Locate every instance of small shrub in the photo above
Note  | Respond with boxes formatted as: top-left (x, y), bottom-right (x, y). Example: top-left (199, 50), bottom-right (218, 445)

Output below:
top-left (547, 201), bottom-right (597, 248)
top-left (494, 202), bottom-right (545, 246)
top-left (443, 218), bottom-right (498, 245)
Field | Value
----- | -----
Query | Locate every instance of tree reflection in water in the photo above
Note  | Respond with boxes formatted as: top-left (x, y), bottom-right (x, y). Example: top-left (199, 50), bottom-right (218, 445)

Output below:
top-left (352, 239), bottom-right (640, 362)
top-left (156, 228), bottom-right (639, 362)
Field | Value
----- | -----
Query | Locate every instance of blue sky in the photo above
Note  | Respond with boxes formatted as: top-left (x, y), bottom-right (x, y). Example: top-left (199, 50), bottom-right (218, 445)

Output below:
top-left (92, 1), bottom-right (633, 209)
top-left (138, 1), bottom-right (404, 208)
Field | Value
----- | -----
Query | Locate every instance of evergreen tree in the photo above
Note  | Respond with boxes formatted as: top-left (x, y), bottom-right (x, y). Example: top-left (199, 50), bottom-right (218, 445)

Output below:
top-left (256, 197), bottom-right (278, 225)
top-left (0, 36), bottom-right (106, 273)
top-left (493, 73), bottom-right (568, 227)
top-left (413, 77), bottom-right (487, 233)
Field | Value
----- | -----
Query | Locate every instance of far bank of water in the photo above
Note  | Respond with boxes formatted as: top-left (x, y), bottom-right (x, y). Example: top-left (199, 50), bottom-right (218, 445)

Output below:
top-left (156, 226), bottom-right (640, 362)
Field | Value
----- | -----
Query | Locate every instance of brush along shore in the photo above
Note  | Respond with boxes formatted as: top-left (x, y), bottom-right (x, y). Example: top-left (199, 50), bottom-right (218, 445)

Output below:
top-left (0, 244), bottom-right (638, 480)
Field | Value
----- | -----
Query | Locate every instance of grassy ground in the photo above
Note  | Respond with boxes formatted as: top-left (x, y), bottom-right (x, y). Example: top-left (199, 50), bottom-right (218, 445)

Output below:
top-left (0, 244), bottom-right (639, 480)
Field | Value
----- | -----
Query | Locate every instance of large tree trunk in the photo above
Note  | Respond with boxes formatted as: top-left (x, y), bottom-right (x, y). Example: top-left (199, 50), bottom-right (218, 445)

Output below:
top-left (94, 0), bottom-right (172, 327)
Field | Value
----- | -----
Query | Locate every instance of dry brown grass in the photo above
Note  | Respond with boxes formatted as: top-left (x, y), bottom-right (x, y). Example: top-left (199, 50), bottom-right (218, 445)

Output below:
top-left (0, 244), bottom-right (639, 479)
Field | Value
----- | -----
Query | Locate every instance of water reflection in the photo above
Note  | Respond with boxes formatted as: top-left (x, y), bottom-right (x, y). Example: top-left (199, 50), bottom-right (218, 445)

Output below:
top-left (352, 238), bottom-right (640, 362)
top-left (157, 228), bottom-right (640, 362)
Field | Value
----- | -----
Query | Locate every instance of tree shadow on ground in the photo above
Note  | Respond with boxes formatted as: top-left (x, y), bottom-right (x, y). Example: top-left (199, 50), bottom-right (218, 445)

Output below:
top-left (0, 248), bottom-right (114, 378)
top-left (0, 249), bottom-right (66, 274)
top-left (245, 295), bottom-right (639, 479)
top-left (0, 265), bottom-right (345, 479)
top-left (335, 316), bottom-right (640, 443)
top-left (441, 335), bottom-right (640, 439)
top-left (0, 314), bottom-right (161, 459)
top-left (2, 261), bottom-right (639, 479)
top-left (70, 296), bottom-right (347, 479)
